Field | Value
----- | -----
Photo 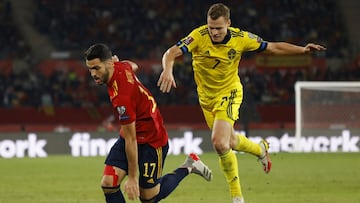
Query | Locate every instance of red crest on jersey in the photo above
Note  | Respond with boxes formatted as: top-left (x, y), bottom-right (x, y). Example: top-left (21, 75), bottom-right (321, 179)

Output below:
top-left (248, 32), bottom-right (263, 43)
top-left (183, 36), bottom-right (194, 45)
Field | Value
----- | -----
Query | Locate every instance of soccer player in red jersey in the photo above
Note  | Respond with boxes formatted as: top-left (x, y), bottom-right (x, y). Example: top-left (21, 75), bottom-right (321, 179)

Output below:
top-left (84, 43), bottom-right (212, 203)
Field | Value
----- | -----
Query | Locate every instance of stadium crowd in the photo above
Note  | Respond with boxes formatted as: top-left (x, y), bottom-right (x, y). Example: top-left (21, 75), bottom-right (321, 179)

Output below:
top-left (1, 0), bottom-right (359, 109)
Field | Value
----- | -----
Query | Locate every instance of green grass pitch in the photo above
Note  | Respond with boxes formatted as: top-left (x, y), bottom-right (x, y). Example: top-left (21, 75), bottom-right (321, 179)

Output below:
top-left (1, 152), bottom-right (359, 203)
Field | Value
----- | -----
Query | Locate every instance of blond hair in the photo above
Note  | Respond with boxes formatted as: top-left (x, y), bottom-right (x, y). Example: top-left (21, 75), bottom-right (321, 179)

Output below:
top-left (207, 3), bottom-right (230, 20)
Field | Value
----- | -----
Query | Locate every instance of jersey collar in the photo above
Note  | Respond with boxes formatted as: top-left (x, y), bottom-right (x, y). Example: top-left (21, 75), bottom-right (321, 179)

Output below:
top-left (212, 29), bottom-right (231, 45)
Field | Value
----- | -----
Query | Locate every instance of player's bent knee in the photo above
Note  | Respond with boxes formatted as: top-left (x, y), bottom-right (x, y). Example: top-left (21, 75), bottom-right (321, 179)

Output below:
top-left (102, 165), bottom-right (119, 187)
top-left (213, 142), bottom-right (229, 154)
top-left (139, 187), bottom-right (159, 203)
top-left (140, 185), bottom-right (160, 201)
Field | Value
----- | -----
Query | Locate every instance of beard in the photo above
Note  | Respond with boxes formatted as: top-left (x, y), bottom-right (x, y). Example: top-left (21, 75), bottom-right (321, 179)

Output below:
top-left (93, 70), bottom-right (109, 86)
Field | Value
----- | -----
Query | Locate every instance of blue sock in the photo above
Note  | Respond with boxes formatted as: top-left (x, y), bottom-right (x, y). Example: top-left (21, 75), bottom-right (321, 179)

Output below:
top-left (153, 168), bottom-right (189, 202)
top-left (104, 186), bottom-right (125, 203)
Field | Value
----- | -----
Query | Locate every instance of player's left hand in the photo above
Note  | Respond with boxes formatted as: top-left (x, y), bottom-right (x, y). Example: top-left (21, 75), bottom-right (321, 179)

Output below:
top-left (124, 178), bottom-right (140, 201)
top-left (304, 43), bottom-right (326, 53)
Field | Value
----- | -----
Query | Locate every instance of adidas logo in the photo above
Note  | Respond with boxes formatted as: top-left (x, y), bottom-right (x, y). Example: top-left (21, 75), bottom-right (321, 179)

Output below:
top-left (147, 178), bottom-right (155, 184)
top-left (202, 168), bottom-right (211, 178)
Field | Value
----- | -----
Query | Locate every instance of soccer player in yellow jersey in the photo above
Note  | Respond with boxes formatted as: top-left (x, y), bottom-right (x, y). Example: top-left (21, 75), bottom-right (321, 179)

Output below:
top-left (157, 3), bottom-right (326, 203)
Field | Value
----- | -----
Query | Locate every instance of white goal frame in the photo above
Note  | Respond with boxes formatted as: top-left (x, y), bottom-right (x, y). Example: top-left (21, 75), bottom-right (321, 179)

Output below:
top-left (294, 81), bottom-right (360, 151)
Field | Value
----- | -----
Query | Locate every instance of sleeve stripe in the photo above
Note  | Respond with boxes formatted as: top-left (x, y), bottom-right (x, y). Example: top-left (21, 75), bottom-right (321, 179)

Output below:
top-left (177, 43), bottom-right (189, 53)
top-left (257, 41), bottom-right (268, 52)
top-left (180, 46), bottom-right (189, 53)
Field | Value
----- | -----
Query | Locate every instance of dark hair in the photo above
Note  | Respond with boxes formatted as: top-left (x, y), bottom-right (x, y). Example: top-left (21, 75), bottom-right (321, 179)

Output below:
top-left (207, 3), bottom-right (230, 21)
top-left (84, 43), bottom-right (112, 61)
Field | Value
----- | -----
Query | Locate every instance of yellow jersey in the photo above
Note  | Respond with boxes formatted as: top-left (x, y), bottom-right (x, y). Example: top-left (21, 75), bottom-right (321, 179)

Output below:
top-left (177, 25), bottom-right (267, 99)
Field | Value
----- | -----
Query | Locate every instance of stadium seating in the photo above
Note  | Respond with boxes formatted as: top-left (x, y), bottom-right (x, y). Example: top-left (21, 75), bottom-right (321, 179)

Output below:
top-left (1, 0), bottom-right (359, 130)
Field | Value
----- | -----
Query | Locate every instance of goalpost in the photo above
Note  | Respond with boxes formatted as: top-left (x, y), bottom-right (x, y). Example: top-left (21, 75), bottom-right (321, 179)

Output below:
top-left (294, 81), bottom-right (360, 151)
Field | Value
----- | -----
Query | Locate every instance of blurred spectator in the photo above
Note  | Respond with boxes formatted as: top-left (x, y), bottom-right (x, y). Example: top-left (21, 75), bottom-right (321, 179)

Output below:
top-left (32, 0), bottom-right (348, 58)
top-left (1, 0), bottom-right (359, 109)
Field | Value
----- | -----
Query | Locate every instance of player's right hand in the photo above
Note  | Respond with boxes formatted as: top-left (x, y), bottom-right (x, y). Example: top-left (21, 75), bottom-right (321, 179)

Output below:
top-left (157, 71), bottom-right (177, 93)
top-left (304, 43), bottom-right (326, 53)
top-left (124, 178), bottom-right (140, 201)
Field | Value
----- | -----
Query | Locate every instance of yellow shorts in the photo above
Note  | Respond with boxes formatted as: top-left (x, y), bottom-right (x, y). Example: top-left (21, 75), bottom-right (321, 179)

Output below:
top-left (199, 88), bottom-right (243, 129)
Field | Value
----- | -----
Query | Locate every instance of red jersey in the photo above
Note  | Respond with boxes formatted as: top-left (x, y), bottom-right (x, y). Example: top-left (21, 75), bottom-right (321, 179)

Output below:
top-left (107, 61), bottom-right (168, 148)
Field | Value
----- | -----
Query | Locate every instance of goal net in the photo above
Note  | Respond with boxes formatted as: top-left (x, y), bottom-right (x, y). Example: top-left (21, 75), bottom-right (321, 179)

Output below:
top-left (295, 81), bottom-right (360, 151)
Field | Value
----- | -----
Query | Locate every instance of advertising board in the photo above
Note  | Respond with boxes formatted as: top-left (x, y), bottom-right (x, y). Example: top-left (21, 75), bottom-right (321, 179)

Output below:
top-left (0, 129), bottom-right (359, 158)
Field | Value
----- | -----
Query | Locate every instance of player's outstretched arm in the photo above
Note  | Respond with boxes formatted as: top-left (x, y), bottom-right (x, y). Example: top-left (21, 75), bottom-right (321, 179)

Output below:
top-left (303, 43), bottom-right (327, 53)
top-left (158, 45), bottom-right (183, 93)
top-left (265, 42), bottom-right (326, 55)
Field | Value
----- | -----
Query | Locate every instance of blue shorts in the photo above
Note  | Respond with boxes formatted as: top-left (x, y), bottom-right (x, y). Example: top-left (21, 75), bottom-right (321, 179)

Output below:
top-left (105, 137), bottom-right (169, 189)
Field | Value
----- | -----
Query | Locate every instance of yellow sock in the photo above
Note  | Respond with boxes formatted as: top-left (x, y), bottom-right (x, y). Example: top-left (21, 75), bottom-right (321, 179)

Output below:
top-left (233, 134), bottom-right (262, 156)
top-left (219, 150), bottom-right (242, 198)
